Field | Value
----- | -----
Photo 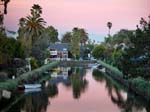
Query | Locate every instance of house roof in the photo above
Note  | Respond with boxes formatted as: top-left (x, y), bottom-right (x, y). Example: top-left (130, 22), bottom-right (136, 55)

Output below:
top-left (49, 43), bottom-right (70, 51)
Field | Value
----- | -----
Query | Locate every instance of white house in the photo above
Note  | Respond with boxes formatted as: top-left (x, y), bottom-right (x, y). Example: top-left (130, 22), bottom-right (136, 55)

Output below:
top-left (49, 43), bottom-right (70, 60)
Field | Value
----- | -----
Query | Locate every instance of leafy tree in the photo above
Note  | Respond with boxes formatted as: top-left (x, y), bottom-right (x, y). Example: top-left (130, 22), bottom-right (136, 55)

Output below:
top-left (71, 29), bottom-right (80, 59)
top-left (92, 45), bottom-right (106, 60)
top-left (102, 29), bottom-right (133, 64)
top-left (78, 28), bottom-right (88, 44)
top-left (46, 26), bottom-right (58, 43)
top-left (72, 27), bottom-right (88, 44)
top-left (111, 50), bottom-right (122, 67)
top-left (86, 39), bottom-right (95, 51)
top-left (120, 16), bottom-right (150, 79)
top-left (0, 32), bottom-right (25, 65)
top-left (113, 29), bottom-right (132, 45)
top-left (61, 32), bottom-right (72, 43)
top-left (31, 26), bottom-right (58, 60)
top-left (104, 29), bottom-right (132, 47)
top-left (71, 27), bottom-right (89, 59)
top-left (103, 46), bottom-right (114, 64)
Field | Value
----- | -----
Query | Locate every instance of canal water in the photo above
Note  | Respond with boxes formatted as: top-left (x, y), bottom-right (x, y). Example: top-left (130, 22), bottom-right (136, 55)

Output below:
top-left (0, 67), bottom-right (149, 112)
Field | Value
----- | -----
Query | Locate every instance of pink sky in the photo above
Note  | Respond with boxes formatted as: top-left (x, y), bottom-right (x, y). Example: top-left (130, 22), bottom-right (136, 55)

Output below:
top-left (3, 0), bottom-right (150, 42)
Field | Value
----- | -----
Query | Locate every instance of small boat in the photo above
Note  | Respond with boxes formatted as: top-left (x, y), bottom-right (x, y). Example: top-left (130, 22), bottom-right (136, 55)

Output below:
top-left (18, 84), bottom-right (42, 90)
top-left (99, 68), bottom-right (106, 72)
top-left (24, 88), bottom-right (41, 94)
top-left (51, 68), bottom-right (61, 73)
top-left (92, 64), bottom-right (106, 72)
top-left (92, 63), bottom-right (101, 69)
top-left (51, 72), bottom-right (58, 78)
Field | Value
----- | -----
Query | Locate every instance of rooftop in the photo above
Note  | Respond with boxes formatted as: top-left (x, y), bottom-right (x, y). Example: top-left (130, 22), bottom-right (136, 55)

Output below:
top-left (49, 43), bottom-right (70, 51)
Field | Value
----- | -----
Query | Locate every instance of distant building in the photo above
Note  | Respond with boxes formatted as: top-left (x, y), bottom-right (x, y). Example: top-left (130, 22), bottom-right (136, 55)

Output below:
top-left (49, 43), bottom-right (70, 60)
top-left (114, 43), bottom-right (128, 51)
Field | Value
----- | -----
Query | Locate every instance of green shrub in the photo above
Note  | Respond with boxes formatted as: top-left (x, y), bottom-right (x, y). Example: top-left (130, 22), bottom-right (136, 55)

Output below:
top-left (131, 77), bottom-right (150, 96)
top-left (30, 57), bottom-right (39, 69)
top-left (98, 60), bottom-right (123, 77)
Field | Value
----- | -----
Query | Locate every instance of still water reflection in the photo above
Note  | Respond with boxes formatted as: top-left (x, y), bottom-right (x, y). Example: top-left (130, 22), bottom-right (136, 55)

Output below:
top-left (0, 67), bottom-right (149, 112)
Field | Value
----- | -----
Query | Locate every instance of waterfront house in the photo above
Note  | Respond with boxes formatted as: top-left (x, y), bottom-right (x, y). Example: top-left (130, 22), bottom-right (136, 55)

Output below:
top-left (49, 43), bottom-right (70, 60)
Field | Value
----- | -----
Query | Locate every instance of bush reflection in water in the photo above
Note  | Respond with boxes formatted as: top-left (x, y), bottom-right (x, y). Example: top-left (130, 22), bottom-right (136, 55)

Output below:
top-left (1, 68), bottom-right (150, 112)
top-left (92, 69), bottom-right (150, 112)
top-left (0, 67), bottom-right (89, 112)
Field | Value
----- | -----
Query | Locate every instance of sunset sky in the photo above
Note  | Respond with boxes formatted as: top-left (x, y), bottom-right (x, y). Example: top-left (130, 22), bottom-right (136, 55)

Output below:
top-left (3, 0), bottom-right (150, 42)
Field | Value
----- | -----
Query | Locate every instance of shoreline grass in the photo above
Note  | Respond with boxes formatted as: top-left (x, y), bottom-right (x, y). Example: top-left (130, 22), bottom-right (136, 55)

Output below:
top-left (0, 61), bottom-right (58, 90)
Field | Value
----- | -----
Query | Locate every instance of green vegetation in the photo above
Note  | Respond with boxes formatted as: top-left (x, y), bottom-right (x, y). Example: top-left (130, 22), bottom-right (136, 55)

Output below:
top-left (1, 4), bottom-right (92, 84)
top-left (17, 4), bottom-right (58, 60)
top-left (61, 27), bottom-right (89, 59)
top-left (46, 26), bottom-right (59, 43)
top-left (0, 33), bottom-right (25, 65)
top-left (17, 4), bottom-right (90, 61)
top-left (92, 16), bottom-right (150, 98)
top-left (120, 17), bottom-right (150, 79)
top-left (92, 45), bottom-right (106, 60)
top-left (30, 57), bottom-right (39, 69)
top-left (92, 69), bottom-right (127, 92)
top-left (93, 16), bottom-right (150, 79)
top-left (98, 60), bottom-right (150, 99)
top-left (0, 61), bottom-right (58, 90)
top-left (1, 3), bottom-right (149, 99)
top-left (17, 4), bottom-right (46, 57)
top-left (70, 67), bottom-right (88, 99)
top-left (61, 32), bottom-right (72, 43)
top-left (130, 77), bottom-right (150, 96)
top-left (98, 60), bottom-right (123, 77)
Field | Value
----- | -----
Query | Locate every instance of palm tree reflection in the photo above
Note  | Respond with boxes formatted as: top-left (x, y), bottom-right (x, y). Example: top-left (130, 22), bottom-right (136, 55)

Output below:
top-left (48, 67), bottom-right (89, 99)
top-left (69, 67), bottom-right (88, 99)
top-left (0, 0), bottom-right (10, 14)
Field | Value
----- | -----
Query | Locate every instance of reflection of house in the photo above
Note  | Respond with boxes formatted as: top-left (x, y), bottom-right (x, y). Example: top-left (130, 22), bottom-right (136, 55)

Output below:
top-left (51, 67), bottom-right (71, 79)
top-left (50, 67), bottom-right (71, 86)
top-left (49, 43), bottom-right (70, 60)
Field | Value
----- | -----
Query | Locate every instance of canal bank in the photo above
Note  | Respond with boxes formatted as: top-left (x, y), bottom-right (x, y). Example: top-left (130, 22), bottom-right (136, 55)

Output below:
top-left (0, 61), bottom-right (58, 90)
top-left (98, 60), bottom-right (150, 101)
top-left (0, 65), bottom-right (150, 112)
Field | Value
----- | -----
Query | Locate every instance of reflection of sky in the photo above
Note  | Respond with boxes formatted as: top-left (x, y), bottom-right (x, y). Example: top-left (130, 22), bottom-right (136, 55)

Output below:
top-left (47, 69), bottom-right (127, 112)
top-left (3, 0), bottom-right (150, 42)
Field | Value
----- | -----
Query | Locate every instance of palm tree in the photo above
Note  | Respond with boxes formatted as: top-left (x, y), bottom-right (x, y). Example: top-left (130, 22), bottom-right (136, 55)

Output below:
top-left (71, 27), bottom-right (89, 59)
top-left (18, 4), bottom-right (46, 45)
top-left (18, 4), bottom-right (46, 56)
top-left (72, 27), bottom-right (88, 44)
top-left (79, 28), bottom-right (88, 44)
top-left (61, 32), bottom-right (72, 43)
top-left (0, 0), bottom-right (10, 14)
top-left (107, 22), bottom-right (112, 36)
top-left (30, 4), bottom-right (42, 18)
top-left (25, 15), bottom-right (46, 44)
